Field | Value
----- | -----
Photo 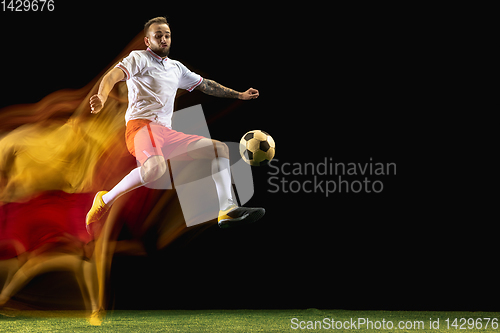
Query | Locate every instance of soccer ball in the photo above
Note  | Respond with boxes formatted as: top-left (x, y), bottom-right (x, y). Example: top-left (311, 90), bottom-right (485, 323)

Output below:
top-left (240, 130), bottom-right (275, 166)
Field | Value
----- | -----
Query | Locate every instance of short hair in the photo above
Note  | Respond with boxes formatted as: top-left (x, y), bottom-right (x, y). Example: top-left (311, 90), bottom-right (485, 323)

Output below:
top-left (144, 17), bottom-right (169, 36)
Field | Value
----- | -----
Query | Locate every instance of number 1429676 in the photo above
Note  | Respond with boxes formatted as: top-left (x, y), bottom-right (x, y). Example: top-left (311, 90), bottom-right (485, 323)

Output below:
top-left (2, 0), bottom-right (54, 11)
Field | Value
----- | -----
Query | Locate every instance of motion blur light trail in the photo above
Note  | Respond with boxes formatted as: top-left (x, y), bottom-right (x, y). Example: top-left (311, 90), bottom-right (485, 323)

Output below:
top-left (0, 32), bottom-right (213, 311)
top-left (0, 33), bottom-right (145, 202)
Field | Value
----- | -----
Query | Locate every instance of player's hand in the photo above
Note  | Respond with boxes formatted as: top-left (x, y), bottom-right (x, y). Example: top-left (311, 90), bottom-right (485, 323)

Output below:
top-left (239, 88), bottom-right (259, 100)
top-left (90, 94), bottom-right (107, 114)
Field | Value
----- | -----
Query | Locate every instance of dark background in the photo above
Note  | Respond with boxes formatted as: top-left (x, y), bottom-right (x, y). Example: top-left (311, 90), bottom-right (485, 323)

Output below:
top-left (0, 3), bottom-right (494, 311)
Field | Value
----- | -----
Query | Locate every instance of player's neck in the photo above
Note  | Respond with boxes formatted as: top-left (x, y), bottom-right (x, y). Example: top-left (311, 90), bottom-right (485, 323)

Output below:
top-left (147, 47), bottom-right (168, 60)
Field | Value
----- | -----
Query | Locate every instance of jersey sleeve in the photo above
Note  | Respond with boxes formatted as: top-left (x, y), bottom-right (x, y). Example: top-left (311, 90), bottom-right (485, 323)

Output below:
top-left (115, 52), bottom-right (142, 81)
top-left (178, 62), bottom-right (203, 92)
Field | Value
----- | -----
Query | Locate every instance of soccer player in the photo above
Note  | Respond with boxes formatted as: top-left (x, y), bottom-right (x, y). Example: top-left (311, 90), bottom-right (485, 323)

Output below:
top-left (86, 17), bottom-right (264, 235)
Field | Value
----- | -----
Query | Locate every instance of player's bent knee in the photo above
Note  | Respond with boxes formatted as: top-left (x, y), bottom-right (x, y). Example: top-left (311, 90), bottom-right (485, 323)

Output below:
top-left (141, 156), bottom-right (167, 183)
top-left (214, 141), bottom-right (229, 159)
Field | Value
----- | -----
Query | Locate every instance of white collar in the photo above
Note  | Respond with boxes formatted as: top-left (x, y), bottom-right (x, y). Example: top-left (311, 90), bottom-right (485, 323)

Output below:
top-left (146, 47), bottom-right (168, 63)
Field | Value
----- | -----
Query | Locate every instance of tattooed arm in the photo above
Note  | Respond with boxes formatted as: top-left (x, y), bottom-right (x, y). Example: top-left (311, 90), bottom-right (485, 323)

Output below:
top-left (196, 78), bottom-right (259, 100)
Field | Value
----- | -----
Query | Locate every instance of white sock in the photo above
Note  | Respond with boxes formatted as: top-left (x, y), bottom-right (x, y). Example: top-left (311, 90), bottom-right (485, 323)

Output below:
top-left (211, 157), bottom-right (234, 211)
top-left (102, 167), bottom-right (145, 206)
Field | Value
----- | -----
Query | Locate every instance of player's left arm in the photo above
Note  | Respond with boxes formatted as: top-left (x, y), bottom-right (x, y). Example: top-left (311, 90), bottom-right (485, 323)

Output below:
top-left (196, 78), bottom-right (259, 100)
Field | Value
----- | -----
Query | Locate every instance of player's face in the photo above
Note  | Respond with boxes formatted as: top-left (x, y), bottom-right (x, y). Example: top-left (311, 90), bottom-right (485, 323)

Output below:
top-left (145, 23), bottom-right (171, 58)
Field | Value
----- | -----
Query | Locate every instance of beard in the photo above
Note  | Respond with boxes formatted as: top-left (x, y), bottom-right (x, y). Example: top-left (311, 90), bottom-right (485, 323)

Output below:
top-left (151, 44), bottom-right (170, 58)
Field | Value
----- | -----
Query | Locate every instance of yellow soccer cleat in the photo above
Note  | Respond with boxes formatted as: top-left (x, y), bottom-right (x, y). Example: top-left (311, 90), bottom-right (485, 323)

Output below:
top-left (88, 309), bottom-right (106, 326)
top-left (218, 201), bottom-right (265, 229)
top-left (86, 191), bottom-right (110, 236)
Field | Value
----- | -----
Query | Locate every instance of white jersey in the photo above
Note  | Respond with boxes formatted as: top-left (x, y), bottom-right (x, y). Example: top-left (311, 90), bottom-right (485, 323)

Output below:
top-left (115, 47), bottom-right (203, 128)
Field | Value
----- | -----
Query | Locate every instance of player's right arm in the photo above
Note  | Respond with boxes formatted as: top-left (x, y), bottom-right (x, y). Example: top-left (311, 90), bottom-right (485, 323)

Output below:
top-left (90, 67), bottom-right (126, 114)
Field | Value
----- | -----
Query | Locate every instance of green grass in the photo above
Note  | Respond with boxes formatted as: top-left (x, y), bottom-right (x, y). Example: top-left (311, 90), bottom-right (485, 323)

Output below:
top-left (1, 309), bottom-right (500, 332)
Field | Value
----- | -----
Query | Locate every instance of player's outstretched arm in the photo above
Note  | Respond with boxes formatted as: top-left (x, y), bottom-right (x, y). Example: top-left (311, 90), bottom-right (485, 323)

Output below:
top-left (195, 79), bottom-right (259, 100)
top-left (90, 67), bottom-right (126, 113)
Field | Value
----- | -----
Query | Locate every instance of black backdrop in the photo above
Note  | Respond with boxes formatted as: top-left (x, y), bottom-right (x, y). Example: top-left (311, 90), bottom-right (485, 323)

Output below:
top-left (0, 3), bottom-right (495, 311)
